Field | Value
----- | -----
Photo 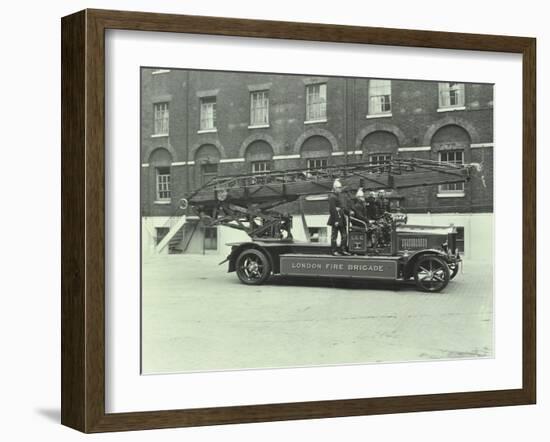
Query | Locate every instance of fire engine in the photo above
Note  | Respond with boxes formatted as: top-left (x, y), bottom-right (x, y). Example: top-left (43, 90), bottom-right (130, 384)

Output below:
top-left (176, 158), bottom-right (471, 292)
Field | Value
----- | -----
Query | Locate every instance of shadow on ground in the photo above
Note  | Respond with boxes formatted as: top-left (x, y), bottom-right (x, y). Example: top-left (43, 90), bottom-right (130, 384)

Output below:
top-left (234, 275), bottom-right (426, 292)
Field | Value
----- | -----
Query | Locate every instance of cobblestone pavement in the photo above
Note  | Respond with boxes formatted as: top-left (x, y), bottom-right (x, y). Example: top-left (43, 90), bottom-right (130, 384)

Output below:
top-left (141, 254), bottom-right (493, 373)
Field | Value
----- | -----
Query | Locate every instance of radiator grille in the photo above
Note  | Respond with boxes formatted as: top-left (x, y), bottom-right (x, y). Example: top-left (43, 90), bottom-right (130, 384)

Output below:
top-left (400, 237), bottom-right (428, 250)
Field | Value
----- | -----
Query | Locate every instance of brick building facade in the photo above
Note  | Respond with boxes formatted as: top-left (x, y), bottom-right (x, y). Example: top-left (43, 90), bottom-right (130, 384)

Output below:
top-left (141, 68), bottom-right (494, 259)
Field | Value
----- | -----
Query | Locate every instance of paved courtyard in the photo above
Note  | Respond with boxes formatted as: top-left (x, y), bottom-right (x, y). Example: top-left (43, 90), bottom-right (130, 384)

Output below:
top-left (141, 253), bottom-right (493, 374)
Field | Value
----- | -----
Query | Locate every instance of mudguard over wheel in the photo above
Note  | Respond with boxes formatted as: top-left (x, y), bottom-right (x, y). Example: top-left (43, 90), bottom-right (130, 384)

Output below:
top-left (447, 262), bottom-right (460, 280)
top-left (235, 248), bottom-right (271, 285)
top-left (413, 255), bottom-right (450, 292)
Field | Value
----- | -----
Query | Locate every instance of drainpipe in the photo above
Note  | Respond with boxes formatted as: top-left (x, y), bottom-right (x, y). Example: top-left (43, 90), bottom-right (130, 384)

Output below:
top-left (185, 70), bottom-right (190, 195)
top-left (343, 78), bottom-right (348, 166)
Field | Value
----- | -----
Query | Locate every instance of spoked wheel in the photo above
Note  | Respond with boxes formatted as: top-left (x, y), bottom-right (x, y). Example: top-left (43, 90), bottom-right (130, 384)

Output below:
top-left (447, 262), bottom-right (460, 280)
top-left (235, 249), bottom-right (271, 285)
top-left (413, 255), bottom-right (450, 292)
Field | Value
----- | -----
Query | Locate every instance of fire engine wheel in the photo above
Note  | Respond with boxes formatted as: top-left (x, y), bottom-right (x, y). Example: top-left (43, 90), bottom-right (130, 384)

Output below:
top-left (236, 249), bottom-right (271, 285)
top-left (448, 262), bottom-right (460, 280)
top-left (413, 255), bottom-right (450, 292)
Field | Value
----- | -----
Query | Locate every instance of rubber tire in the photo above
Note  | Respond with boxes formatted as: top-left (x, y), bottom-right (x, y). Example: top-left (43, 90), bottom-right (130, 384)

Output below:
top-left (235, 248), bottom-right (271, 285)
top-left (413, 255), bottom-right (450, 292)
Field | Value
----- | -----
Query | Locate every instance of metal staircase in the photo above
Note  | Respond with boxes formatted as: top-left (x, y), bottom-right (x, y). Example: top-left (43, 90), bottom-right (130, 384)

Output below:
top-left (155, 215), bottom-right (187, 254)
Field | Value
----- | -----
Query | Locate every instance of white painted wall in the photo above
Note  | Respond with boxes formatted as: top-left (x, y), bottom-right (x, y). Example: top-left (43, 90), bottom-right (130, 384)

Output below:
top-left (407, 213), bottom-right (493, 260)
top-left (144, 213), bottom-right (493, 260)
top-left (141, 216), bottom-right (172, 256)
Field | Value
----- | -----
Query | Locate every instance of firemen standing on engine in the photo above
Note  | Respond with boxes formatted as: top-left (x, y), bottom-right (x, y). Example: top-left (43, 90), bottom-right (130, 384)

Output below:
top-left (327, 179), bottom-right (352, 256)
top-left (327, 180), bottom-right (402, 252)
top-left (354, 188), bottom-right (385, 248)
top-left (365, 191), bottom-right (378, 220)
top-left (351, 188), bottom-right (369, 225)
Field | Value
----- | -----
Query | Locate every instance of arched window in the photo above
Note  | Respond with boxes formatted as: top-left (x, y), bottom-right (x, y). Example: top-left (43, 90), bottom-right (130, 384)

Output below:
top-left (361, 131), bottom-right (399, 164)
top-left (149, 148), bottom-right (173, 202)
top-left (300, 135), bottom-right (332, 170)
top-left (431, 124), bottom-right (471, 194)
top-left (195, 144), bottom-right (221, 186)
top-left (245, 140), bottom-right (274, 174)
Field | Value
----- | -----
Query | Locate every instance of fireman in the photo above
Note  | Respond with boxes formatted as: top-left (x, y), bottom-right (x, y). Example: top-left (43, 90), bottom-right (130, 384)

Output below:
top-left (327, 179), bottom-right (351, 256)
top-left (375, 190), bottom-right (390, 218)
top-left (365, 191), bottom-right (378, 220)
top-left (351, 188), bottom-right (369, 224)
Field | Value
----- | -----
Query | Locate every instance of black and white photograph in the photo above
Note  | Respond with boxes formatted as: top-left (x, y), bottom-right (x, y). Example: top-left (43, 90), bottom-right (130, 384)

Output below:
top-left (2, 0), bottom-right (544, 438)
top-left (140, 68), bottom-right (494, 374)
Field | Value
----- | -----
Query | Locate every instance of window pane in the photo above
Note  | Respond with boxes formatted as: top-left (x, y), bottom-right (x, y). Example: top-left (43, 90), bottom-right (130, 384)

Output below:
top-left (250, 91), bottom-right (269, 126)
top-left (201, 163), bottom-right (218, 185)
top-left (252, 161), bottom-right (270, 173)
top-left (439, 150), bottom-right (464, 191)
top-left (308, 227), bottom-right (328, 243)
top-left (204, 227), bottom-right (218, 250)
top-left (306, 83), bottom-right (327, 121)
top-left (153, 102), bottom-right (169, 134)
top-left (439, 83), bottom-right (465, 108)
top-left (156, 167), bottom-right (171, 200)
top-left (202, 164), bottom-right (218, 173)
top-left (368, 154), bottom-right (392, 165)
top-left (307, 158), bottom-right (328, 170)
top-left (369, 80), bottom-right (391, 114)
top-left (200, 97), bottom-right (217, 130)
top-left (456, 226), bottom-right (465, 253)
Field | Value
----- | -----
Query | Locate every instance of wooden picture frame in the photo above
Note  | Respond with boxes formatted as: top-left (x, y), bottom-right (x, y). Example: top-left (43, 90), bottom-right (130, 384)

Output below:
top-left (61, 9), bottom-right (536, 433)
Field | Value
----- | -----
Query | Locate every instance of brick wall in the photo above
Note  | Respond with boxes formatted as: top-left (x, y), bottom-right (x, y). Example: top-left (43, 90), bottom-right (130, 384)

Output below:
top-left (141, 68), bottom-right (493, 216)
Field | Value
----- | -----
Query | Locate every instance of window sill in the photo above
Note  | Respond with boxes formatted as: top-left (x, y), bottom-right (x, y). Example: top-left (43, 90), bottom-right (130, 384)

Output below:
top-left (152, 69), bottom-right (171, 75)
top-left (366, 113), bottom-right (392, 119)
top-left (436, 192), bottom-right (465, 198)
top-left (151, 133), bottom-right (169, 138)
top-left (154, 200), bottom-right (172, 205)
top-left (304, 119), bottom-right (327, 125)
top-left (197, 129), bottom-right (217, 134)
top-left (248, 124), bottom-right (270, 129)
top-left (437, 106), bottom-right (466, 113)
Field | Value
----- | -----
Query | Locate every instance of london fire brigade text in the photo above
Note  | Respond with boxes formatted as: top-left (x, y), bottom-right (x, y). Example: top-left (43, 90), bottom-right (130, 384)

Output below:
top-left (290, 262), bottom-right (384, 272)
